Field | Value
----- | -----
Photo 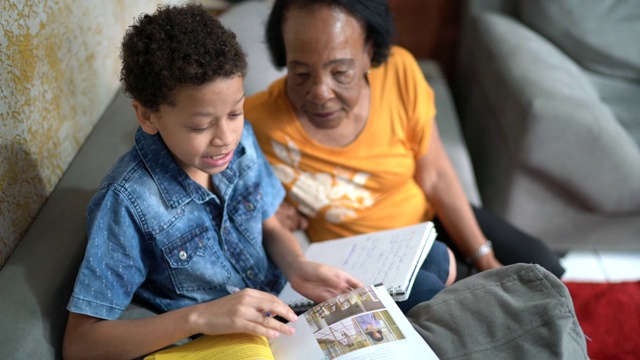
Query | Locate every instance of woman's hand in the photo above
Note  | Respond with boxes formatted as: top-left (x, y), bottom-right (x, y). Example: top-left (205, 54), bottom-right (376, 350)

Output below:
top-left (474, 252), bottom-right (503, 272)
top-left (191, 288), bottom-right (298, 339)
top-left (416, 122), bottom-right (504, 274)
top-left (275, 201), bottom-right (309, 232)
top-left (286, 260), bottom-right (363, 303)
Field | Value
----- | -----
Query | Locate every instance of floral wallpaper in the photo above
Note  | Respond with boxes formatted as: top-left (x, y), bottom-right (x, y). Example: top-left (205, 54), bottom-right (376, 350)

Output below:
top-left (0, 0), bottom-right (182, 268)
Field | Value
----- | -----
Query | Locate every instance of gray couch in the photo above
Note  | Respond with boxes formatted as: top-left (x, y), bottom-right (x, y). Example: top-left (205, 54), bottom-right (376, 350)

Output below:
top-left (0, 1), bottom-right (480, 358)
top-left (454, 0), bottom-right (640, 251)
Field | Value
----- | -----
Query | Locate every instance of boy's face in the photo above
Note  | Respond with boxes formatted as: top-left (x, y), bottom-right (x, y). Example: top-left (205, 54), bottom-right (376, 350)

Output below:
top-left (137, 76), bottom-right (245, 189)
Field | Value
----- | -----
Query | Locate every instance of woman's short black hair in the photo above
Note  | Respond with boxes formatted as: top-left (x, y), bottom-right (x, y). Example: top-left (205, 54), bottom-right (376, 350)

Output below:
top-left (120, 3), bottom-right (247, 111)
top-left (266, 0), bottom-right (394, 69)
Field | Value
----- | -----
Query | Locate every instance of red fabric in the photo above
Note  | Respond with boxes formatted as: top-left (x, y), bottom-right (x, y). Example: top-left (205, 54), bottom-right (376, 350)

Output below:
top-left (564, 281), bottom-right (640, 360)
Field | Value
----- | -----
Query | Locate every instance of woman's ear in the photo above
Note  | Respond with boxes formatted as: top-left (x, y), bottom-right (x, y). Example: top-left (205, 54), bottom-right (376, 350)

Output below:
top-left (364, 41), bottom-right (374, 71)
top-left (132, 100), bottom-right (159, 135)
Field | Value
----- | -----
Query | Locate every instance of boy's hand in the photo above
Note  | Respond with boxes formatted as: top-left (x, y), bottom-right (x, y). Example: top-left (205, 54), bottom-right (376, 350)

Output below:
top-left (191, 288), bottom-right (298, 339)
top-left (287, 260), bottom-right (363, 303)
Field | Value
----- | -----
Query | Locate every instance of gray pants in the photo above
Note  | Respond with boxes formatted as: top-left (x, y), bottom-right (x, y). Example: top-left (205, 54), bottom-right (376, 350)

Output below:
top-left (407, 264), bottom-right (588, 360)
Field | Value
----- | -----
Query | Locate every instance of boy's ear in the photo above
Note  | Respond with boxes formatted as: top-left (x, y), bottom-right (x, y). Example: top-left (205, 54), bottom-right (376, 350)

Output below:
top-left (132, 100), bottom-right (159, 135)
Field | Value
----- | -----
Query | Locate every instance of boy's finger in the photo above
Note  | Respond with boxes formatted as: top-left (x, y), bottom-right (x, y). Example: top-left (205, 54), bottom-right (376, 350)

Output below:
top-left (262, 296), bottom-right (298, 323)
top-left (347, 277), bottom-right (364, 289)
top-left (261, 316), bottom-right (295, 336)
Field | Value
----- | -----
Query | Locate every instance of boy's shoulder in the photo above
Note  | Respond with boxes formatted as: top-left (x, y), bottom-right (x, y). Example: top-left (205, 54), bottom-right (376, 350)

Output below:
top-left (91, 145), bottom-right (163, 208)
top-left (100, 128), bottom-right (176, 192)
top-left (237, 120), bottom-right (260, 158)
top-left (99, 145), bottom-right (146, 188)
top-left (90, 141), bottom-right (180, 217)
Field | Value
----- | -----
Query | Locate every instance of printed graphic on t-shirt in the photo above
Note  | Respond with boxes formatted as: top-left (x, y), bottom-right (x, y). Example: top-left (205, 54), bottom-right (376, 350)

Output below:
top-left (271, 138), bottom-right (375, 224)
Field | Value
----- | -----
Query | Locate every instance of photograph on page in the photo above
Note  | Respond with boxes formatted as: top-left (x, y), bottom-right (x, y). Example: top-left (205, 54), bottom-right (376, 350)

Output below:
top-left (270, 285), bottom-right (439, 360)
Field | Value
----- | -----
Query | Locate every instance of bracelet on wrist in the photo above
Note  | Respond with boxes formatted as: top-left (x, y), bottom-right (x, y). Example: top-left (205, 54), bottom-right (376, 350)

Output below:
top-left (467, 240), bottom-right (493, 263)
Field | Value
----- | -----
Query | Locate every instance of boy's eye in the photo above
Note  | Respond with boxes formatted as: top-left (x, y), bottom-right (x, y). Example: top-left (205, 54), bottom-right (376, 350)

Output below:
top-left (229, 112), bottom-right (243, 119)
top-left (190, 123), bottom-right (212, 133)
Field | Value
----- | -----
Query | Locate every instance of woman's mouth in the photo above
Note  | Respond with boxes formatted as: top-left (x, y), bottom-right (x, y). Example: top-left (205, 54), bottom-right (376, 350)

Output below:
top-left (310, 110), bottom-right (338, 118)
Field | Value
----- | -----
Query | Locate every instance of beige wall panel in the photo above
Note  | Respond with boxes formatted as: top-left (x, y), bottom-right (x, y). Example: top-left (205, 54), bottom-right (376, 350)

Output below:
top-left (0, 0), bottom-right (184, 268)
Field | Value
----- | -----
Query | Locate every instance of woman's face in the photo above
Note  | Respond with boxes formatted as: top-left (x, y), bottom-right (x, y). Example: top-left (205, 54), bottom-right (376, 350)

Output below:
top-left (282, 5), bottom-right (372, 130)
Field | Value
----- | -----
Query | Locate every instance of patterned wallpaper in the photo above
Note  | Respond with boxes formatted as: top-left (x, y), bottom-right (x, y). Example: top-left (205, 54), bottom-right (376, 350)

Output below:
top-left (0, 0), bottom-right (182, 268)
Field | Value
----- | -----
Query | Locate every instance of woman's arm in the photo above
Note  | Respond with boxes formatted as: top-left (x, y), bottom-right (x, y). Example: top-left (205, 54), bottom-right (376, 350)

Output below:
top-left (63, 289), bottom-right (298, 360)
top-left (262, 215), bottom-right (363, 303)
top-left (414, 121), bottom-right (502, 271)
top-left (275, 201), bottom-right (309, 232)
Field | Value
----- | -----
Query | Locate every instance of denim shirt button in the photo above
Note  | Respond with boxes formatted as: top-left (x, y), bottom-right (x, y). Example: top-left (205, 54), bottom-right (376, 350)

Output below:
top-left (178, 250), bottom-right (187, 260)
top-left (246, 270), bottom-right (255, 279)
top-left (244, 201), bottom-right (255, 211)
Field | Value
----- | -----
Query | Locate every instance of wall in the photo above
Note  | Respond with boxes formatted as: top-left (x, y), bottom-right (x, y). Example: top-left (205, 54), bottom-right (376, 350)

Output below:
top-left (389, 0), bottom-right (462, 80)
top-left (0, 0), bottom-right (182, 268)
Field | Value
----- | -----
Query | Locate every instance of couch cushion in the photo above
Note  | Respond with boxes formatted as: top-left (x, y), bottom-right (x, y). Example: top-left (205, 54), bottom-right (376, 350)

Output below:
top-left (218, 1), bottom-right (286, 96)
top-left (470, 13), bottom-right (640, 213)
top-left (517, 0), bottom-right (640, 81)
top-left (586, 71), bottom-right (640, 150)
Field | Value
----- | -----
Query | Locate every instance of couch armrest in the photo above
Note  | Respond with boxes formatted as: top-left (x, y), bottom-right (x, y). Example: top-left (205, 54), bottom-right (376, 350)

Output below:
top-left (0, 91), bottom-right (140, 359)
top-left (457, 12), bottom-right (640, 212)
top-left (420, 59), bottom-right (482, 207)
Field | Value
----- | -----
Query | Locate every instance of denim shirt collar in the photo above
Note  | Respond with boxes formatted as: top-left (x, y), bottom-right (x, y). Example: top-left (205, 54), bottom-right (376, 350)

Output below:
top-left (134, 127), bottom-right (246, 208)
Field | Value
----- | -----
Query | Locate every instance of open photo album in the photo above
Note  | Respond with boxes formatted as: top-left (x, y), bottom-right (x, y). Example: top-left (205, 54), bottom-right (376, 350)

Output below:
top-left (278, 222), bottom-right (438, 313)
top-left (145, 285), bottom-right (439, 360)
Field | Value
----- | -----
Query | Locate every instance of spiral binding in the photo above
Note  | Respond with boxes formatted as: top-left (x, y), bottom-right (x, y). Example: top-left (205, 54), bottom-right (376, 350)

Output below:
top-left (287, 285), bottom-right (405, 314)
top-left (289, 299), bottom-right (316, 314)
top-left (388, 286), bottom-right (404, 298)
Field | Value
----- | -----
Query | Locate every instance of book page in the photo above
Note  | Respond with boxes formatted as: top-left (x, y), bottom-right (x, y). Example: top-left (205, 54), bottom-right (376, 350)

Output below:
top-left (270, 285), bottom-right (439, 360)
top-left (278, 222), bottom-right (436, 307)
top-left (143, 333), bottom-right (274, 360)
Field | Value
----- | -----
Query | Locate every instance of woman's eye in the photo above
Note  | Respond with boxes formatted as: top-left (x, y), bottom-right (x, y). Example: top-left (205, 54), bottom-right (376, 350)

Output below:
top-left (291, 72), bottom-right (309, 85)
top-left (334, 70), bottom-right (353, 83)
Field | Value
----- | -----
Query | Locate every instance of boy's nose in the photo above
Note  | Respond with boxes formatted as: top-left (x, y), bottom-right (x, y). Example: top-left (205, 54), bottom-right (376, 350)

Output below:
top-left (211, 122), bottom-right (234, 146)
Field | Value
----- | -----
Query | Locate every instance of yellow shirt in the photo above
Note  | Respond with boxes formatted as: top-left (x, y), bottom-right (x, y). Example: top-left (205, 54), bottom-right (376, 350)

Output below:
top-left (246, 46), bottom-right (436, 241)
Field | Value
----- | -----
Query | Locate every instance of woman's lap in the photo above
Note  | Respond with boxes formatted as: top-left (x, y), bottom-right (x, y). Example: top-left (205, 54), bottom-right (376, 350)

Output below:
top-left (433, 205), bottom-right (565, 279)
top-left (397, 240), bottom-right (449, 313)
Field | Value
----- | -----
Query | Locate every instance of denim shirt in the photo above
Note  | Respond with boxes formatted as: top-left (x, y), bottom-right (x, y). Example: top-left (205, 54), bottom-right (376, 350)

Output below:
top-left (67, 122), bottom-right (286, 320)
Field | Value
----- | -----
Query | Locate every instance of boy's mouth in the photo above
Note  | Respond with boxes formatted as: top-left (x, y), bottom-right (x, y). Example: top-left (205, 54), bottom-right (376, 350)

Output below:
top-left (202, 150), bottom-right (234, 167)
top-left (206, 153), bottom-right (227, 160)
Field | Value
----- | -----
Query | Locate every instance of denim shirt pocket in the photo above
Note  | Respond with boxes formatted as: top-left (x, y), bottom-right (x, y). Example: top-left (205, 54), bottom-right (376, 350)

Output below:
top-left (229, 184), bottom-right (263, 247)
top-left (162, 226), bottom-right (231, 293)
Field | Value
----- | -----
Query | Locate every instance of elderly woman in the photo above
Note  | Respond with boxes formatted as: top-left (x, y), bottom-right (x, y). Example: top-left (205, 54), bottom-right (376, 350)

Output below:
top-left (245, 0), bottom-right (564, 280)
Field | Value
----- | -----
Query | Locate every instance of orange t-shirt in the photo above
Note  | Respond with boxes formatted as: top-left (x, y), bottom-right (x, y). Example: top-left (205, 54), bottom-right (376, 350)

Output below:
top-left (246, 46), bottom-right (436, 241)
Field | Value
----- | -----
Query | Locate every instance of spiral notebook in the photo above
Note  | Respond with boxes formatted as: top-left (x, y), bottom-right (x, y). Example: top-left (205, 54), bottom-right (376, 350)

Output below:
top-left (278, 221), bottom-right (437, 313)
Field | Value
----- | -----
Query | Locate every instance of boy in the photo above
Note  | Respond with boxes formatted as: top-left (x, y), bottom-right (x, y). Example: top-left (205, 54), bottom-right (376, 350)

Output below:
top-left (62, 4), bottom-right (361, 359)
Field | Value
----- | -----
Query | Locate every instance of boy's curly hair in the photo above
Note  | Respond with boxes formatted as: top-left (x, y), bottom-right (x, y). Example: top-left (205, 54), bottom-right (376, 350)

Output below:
top-left (120, 4), bottom-right (247, 111)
